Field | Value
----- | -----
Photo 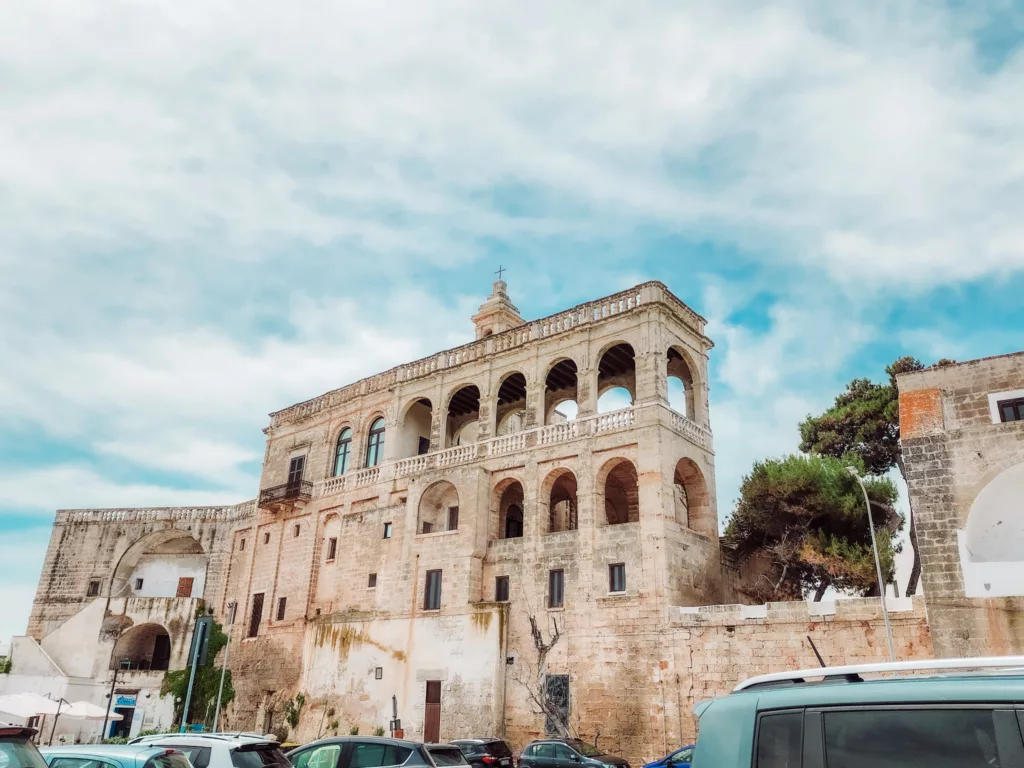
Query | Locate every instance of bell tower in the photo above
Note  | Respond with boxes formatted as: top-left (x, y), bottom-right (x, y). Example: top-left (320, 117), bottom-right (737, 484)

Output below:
top-left (471, 278), bottom-right (523, 339)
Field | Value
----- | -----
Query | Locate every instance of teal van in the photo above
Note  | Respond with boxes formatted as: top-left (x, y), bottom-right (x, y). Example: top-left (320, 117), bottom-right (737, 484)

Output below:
top-left (691, 656), bottom-right (1024, 768)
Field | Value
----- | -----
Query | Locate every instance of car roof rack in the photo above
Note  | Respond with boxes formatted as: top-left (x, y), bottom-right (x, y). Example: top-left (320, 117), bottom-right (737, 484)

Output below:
top-left (734, 656), bottom-right (1024, 692)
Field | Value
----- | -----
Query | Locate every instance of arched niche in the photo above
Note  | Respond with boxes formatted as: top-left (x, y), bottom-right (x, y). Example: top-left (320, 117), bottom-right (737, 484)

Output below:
top-left (111, 529), bottom-right (207, 600)
top-left (601, 457), bottom-right (640, 525)
top-left (111, 622), bottom-right (172, 671)
top-left (674, 457), bottom-right (715, 538)
top-left (447, 385), bottom-right (481, 447)
top-left (544, 468), bottom-right (578, 533)
top-left (495, 372), bottom-right (528, 435)
top-left (495, 479), bottom-right (525, 539)
top-left (399, 398), bottom-right (433, 458)
top-left (545, 359), bottom-right (579, 425)
top-left (418, 480), bottom-right (460, 534)
top-left (667, 346), bottom-right (697, 419)
top-left (597, 343), bottom-right (636, 411)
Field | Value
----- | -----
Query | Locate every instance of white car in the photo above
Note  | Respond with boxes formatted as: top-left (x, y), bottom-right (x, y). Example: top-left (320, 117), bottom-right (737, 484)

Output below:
top-left (127, 733), bottom-right (290, 768)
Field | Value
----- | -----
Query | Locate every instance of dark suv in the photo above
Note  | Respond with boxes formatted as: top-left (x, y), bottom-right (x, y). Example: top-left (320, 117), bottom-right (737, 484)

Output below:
top-left (519, 740), bottom-right (628, 768)
top-left (451, 740), bottom-right (515, 768)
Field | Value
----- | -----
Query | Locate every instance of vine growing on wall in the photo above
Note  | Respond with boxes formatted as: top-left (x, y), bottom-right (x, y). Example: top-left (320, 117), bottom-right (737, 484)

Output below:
top-left (160, 610), bottom-right (235, 729)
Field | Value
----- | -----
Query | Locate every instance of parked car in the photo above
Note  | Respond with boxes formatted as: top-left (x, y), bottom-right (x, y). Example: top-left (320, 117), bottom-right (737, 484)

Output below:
top-left (1, 727), bottom-right (49, 768)
top-left (450, 739), bottom-right (515, 768)
top-left (40, 744), bottom-right (193, 768)
top-left (641, 746), bottom-right (692, 768)
top-left (690, 656), bottom-right (1024, 768)
top-left (286, 736), bottom-right (467, 768)
top-left (518, 740), bottom-right (628, 768)
top-left (127, 732), bottom-right (290, 768)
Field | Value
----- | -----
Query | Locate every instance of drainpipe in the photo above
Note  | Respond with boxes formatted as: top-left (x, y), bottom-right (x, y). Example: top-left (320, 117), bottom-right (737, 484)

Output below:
top-left (500, 602), bottom-right (509, 739)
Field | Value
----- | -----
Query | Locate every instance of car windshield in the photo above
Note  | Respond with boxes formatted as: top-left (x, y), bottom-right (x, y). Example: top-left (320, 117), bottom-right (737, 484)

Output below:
top-left (428, 748), bottom-right (467, 767)
top-left (565, 742), bottom-right (604, 758)
top-left (232, 746), bottom-right (292, 768)
top-left (0, 740), bottom-right (50, 768)
top-left (669, 748), bottom-right (693, 764)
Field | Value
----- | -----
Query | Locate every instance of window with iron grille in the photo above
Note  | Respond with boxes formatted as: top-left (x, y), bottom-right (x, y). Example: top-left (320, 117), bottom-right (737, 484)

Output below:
top-left (548, 570), bottom-right (565, 609)
top-left (326, 537), bottom-right (337, 561)
top-left (495, 576), bottom-right (510, 602)
top-left (424, 570), bottom-right (442, 610)
top-left (609, 563), bottom-right (626, 593)
top-left (276, 597), bottom-right (287, 621)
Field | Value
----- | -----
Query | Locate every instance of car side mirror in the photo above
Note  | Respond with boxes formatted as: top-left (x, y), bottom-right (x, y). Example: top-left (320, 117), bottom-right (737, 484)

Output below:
top-left (571, 757), bottom-right (581, 763)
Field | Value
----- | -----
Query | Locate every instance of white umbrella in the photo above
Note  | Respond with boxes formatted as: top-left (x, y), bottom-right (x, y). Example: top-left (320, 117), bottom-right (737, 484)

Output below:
top-left (0, 693), bottom-right (61, 719)
top-left (64, 701), bottom-right (123, 721)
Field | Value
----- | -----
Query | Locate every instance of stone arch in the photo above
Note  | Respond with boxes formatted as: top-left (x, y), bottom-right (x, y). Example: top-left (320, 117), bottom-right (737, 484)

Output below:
top-left (965, 462), bottom-right (1024, 563)
top-left (111, 622), bottom-right (172, 671)
top-left (545, 358), bottom-right (579, 425)
top-left (495, 371), bottom-right (528, 435)
top-left (543, 468), bottom-right (578, 533)
top-left (599, 457), bottom-right (640, 525)
top-left (446, 384), bottom-right (482, 447)
top-left (667, 345), bottom-right (698, 419)
top-left (399, 397), bottom-right (433, 458)
top-left (597, 342), bottom-right (636, 412)
top-left (494, 478), bottom-right (525, 539)
top-left (674, 457), bottom-right (715, 537)
top-left (418, 480), bottom-right (460, 534)
top-left (111, 529), bottom-right (206, 599)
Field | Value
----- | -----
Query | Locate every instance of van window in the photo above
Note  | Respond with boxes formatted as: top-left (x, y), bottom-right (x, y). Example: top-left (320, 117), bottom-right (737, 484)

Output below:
top-left (824, 709), bottom-right (1003, 768)
top-left (230, 746), bottom-right (292, 768)
top-left (145, 753), bottom-right (194, 768)
top-left (755, 712), bottom-right (803, 768)
top-left (155, 747), bottom-right (211, 768)
top-left (349, 744), bottom-right (412, 768)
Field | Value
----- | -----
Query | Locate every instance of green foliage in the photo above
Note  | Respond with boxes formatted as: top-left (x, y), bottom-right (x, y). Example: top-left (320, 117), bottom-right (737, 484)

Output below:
top-left (103, 737), bottom-right (130, 745)
top-left (349, 726), bottom-right (360, 735)
top-left (0, 656), bottom-right (11, 674)
top-left (285, 693), bottom-right (306, 729)
top-left (160, 619), bottom-right (234, 729)
top-left (374, 726), bottom-right (386, 737)
top-left (725, 454), bottom-right (902, 601)
top-left (330, 720), bottom-right (340, 735)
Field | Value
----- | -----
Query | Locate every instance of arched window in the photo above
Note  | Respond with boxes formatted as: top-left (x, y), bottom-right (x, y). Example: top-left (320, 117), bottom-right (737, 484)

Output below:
top-left (334, 428), bottom-right (352, 476)
top-left (366, 418), bottom-right (386, 468)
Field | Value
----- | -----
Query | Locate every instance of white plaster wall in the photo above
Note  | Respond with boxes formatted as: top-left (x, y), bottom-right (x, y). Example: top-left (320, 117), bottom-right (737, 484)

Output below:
top-left (38, 601), bottom-right (106, 678)
top-left (398, 402), bottom-right (433, 459)
top-left (130, 555), bottom-right (207, 598)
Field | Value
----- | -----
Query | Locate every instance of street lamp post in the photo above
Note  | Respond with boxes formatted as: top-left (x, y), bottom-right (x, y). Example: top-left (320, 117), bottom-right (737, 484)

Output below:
top-left (847, 466), bottom-right (896, 661)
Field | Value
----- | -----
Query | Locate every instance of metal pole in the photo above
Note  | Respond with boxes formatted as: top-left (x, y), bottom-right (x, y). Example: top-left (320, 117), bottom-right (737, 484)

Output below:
top-left (179, 619), bottom-right (204, 733)
top-left (48, 698), bottom-right (65, 745)
top-left (102, 664), bottom-right (121, 741)
top-left (848, 467), bottom-right (896, 661)
top-left (212, 610), bottom-right (234, 733)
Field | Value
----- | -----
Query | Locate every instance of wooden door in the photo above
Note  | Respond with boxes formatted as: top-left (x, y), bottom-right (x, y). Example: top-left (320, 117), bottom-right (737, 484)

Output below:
top-left (424, 680), bottom-right (441, 743)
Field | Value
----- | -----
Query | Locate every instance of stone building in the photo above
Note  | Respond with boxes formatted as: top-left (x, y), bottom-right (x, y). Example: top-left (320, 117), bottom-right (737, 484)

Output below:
top-left (897, 351), bottom-right (1024, 658)
top-left (16, 280), bottom-right (932, 760)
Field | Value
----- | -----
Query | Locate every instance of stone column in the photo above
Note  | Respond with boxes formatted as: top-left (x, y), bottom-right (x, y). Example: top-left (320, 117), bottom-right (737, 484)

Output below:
top-left (634, 349), bottom-right (665, 406)
top-left (524, 380), bottom-right (546, 429)
top-left (577, 367), bottom-right (598, 418)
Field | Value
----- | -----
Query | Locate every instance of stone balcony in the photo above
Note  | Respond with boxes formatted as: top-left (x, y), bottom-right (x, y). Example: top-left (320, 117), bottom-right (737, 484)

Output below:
top-left (314, 403), bottom-right (712, 502)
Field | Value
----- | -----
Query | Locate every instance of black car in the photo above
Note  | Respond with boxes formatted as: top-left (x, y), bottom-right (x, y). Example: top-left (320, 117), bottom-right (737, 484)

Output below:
top-left (518, 740), bottom-right (628, 768)
top-left (450, 740), bottom-right (516, 768)
top-left (287, 737), bottom-right (467, 768)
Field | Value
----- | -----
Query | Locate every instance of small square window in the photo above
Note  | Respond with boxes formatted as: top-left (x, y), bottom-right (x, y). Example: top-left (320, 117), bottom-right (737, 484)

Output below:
top-left (134, 578), bottom-right (144, 591)
top-left (368, 573), bottom-right (377, 589)
top-left (609, 563), bottom-right (626, 594)
top-left (326, 537), bottom-right (338, 561)
top-left (314, 608), bottom-right (321, 617)
top-left (447, 506), bottom-right (459, 531)
top-left (293, 524), bottom-right (300, 538)
top-left (495, 576), bottom-right (510, 602)
top-left (87, 580), bottom-right (100, 597)
top-left (264, 532), bottom-right (271, 545)
top-left (276, 596), bottom-right (287, 621)
top-left (375, 667), bottom-right (383, 680)
top-left (239, 538), bottom-right (246, 551)
top-left (383, 522), bottom-right (393, 539)
top-left (422, 521), bottom-right (433, 534)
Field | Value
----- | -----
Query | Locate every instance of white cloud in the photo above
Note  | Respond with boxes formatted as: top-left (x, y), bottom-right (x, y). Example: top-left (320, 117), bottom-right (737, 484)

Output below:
top-left (0, 529), bottom-right (51, 644)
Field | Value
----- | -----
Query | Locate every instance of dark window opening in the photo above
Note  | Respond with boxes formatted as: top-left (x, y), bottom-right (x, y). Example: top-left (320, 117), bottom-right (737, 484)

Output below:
top-left (287, 455), bottom-right (306, 490)
top-left (447, 506), bottom-right (459, 530)
top-left (609, 563), bottom-right (626, 593)
top-left (422, 521), bottom-right (434, 534)
top-left (366, 417), bottom-right (386, 467)
top-left (548, 570), bottom-right (565, 608)
top-left (544, 674), bottom-right (570, 735)
top-left (368, 573), bottom-right (377, 589)
top-left (239, 538), bottom-right (246, 551)
top-left (383, 522), bottom-right (393, 539)
top-left (998, 397), bottom-right (1024, 423)
top-left (755, 712), bottom-right (802, 768)
top-left (276, 596), bottom-right (287, 621)
top-left (334, 428), bottom-right (353, 475)
top-left (496, 576), bottom-right (510, 602)
top-left (293, 524), bottom-right (300, 537)
top-left (87, 580), bottom-right (100, 597)
top-left (375, 667), bottom-right (383, 680)
top-left (504, 504), bottom-right (524, 539)
top-left (248, 593), bottom-right (264, 638)
top-left (326, 537), bottom-right (337, 561)
top-left (418, 436), bottom-right (431, 455)
top-left (135, 578), bottom-right (144, 590)
top-left (424, 569), bottom-right (442, 610)
top-left (264, 532), bottom-right (271, 544)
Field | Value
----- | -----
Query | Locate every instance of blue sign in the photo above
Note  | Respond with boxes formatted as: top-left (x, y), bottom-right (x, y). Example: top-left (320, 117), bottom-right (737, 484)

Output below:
top-left (115, 694), bottom-right (136, 707)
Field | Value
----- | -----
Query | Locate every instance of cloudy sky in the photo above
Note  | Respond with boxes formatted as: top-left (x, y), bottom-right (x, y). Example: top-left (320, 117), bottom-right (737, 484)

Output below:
top-left (2, 0), bottom-right (1023, 644)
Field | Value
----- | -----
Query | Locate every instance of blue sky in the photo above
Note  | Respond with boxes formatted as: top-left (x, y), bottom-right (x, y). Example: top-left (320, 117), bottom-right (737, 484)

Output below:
top-left (3, 0), bottom-right (1024, 644)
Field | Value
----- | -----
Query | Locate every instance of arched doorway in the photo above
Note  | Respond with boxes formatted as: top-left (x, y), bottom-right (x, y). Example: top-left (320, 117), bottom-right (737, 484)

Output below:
top-left (667, 347), bottom-right (697, 419)
top-left (447, 385), bottom-right (481, 447)
top-left (597, 343), bottom-right (636, 412)
top-left (602, 458), bottom-right (639, 525)
top-left (495, 373), bottom-right (527, 435)
top-left (111, 623), bottom-right (172, 671)
top-left (545, 469), bottom-right (578, 533)
top-left (545, 359), bottom-right (579, 424)
top-left (496, 480), bottom-right (525, 539)
top-left (674, 457), bottom-right (714, 537)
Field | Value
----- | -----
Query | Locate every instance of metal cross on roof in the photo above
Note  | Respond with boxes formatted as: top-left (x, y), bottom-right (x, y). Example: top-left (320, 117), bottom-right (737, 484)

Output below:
top-left (495, 265), bottom-right (506, 281)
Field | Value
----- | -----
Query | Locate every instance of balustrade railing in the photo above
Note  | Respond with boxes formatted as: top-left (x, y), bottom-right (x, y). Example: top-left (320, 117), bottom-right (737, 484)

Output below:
top-left (487, 433), bottom-right (527, 456)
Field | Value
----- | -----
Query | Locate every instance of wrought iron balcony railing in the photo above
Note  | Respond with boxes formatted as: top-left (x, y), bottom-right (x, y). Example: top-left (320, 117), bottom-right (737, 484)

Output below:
top-left (259, 480), bottom-right (313, 509)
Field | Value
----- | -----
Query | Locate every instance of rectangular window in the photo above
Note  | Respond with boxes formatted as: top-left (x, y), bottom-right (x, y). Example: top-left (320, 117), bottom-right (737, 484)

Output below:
top-left (422, 522), bottom-right (433, 534)
top-left (495, 576), bottom-right (510, 602)
top-left (248, 593), bottom-right (264, 638)
top-left (293, 524), bottom-right (300, 537)
top-left (823, 708), bottom-right (1005, 768)
top-left (544, 674), bottom-right (569, 736)
top-left (755, 712), bottom-right (802, 768)
top-left (264, 532), bottom-right (271, 544)
top-left (87, 580), bottom-right (100, 597)
top-left (326, 537), bottom-right (337, 561)
top-left (286, 455), bottom-right (305, 488)
top-left (176, 577), bottom-right (194, 598)
top-left (998, 397), bottom-right (1024, 423)
top-left (418, 436), bottom-right (431, 455)
top-left (227, 601), bottom-right (238, 626)
top-left (424, 570), bottom-right (442, 611)
top-left (548, 570), bottom-right (565, 609)
top-left (276, 597), bottom-right (287, 621)
top-left (383, 522), bottom-right (393, 539)
top-left (368, 573), bottom-right (377, 589)
top-left (134, 578), bottom-right (144, 591)
top-left (609, 563), bottom-right (626, 593)
top-left (239, 538), bottom-right (246, 551)
top-left (447, 506), bottom-right (459, 531)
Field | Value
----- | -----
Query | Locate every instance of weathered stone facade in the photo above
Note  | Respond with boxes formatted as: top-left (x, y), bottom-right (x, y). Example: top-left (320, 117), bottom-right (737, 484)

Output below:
top-left (898, 352), bottom-right (1024, 658)
top-left (19, 281), bottom-right (936, 761)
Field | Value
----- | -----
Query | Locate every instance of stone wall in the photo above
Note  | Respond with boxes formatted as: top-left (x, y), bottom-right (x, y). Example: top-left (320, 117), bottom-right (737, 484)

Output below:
top-left (898, 352), bottom-right (1024, 657)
